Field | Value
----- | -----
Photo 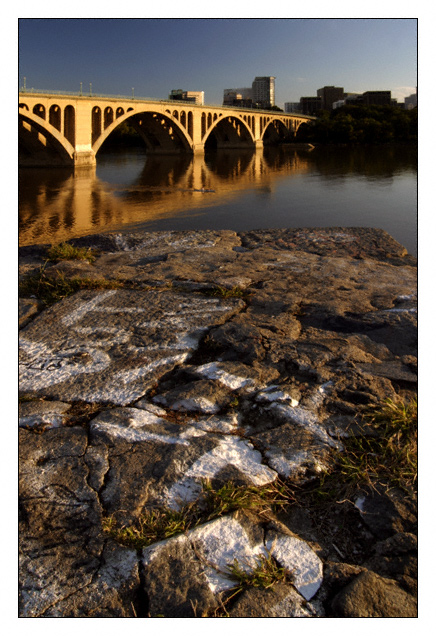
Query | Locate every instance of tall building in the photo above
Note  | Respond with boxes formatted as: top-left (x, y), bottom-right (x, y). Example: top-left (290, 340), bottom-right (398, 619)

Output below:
top-left (299, 96), bottom-right (322, 115)
top-left (284, 102), bottom-right (301, 113)
top-left (223, 88), bottom-right (252, 107)
top-left (361, 91), bottom-right (392, 106)
top-left (317, 86), bottom-right (344, 110)
top-left (169, 89), bottom-right (204, 105)
top-left (404, 89), bottom-right (417, 109)
top-left (252, 76), bottom-right (275, 108)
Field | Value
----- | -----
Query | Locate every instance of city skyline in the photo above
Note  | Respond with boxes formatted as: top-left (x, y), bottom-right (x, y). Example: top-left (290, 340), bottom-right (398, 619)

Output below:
top-left (18, 18), bottom-right (417, 108)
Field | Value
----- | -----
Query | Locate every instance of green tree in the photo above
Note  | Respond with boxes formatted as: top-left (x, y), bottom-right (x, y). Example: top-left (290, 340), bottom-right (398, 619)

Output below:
top-left (297, 104), bottom-right (417, 145)
top-left (331, 114), bottom-right (355, 143)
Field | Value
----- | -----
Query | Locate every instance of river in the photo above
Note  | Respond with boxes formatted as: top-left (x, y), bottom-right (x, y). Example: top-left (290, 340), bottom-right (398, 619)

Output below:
top-left (19, 145), bottom-right (417, 256)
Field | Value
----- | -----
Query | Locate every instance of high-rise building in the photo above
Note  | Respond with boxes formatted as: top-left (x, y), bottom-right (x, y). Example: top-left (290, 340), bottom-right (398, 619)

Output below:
top-left (317, 86), bottom-right (344, 110)
top-left (361, 91), bottom-right (392, 106)
top-left (284, 102), bottom-right (301, 113)
top-left (404, 89), bottom-right (417, 109)
top-left (223, 88), bottom-right (253, 107)
top-left (252, 76), bottom-right (275, 108)
top-left (169, 89), bottom-right (204, 105)
top-left (299, 96), bottom-right (322, 115)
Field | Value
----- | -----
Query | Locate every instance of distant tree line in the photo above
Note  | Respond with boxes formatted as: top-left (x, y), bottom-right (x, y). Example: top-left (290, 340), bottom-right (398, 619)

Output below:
top-left (259, 105), bottom-right (284, 112)
top-left (295, 105), bottom-right (417, 144)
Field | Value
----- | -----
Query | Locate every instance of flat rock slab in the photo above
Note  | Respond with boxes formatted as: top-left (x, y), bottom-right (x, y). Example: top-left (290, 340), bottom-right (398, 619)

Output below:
top-left (142, 514), bottom-right (323, 617)
top-left (19, 426), bottom-right (140, 617)
top-left (19, 288), bottom-right (244, 405)
top-left (239, 227), bottom-right (414, 262)
top-left (19, 298), bottom-right (41, 328)
top-left (19, 399), bottom-right (71, 430)
top-left (88, 405), bottom-right (278, 521)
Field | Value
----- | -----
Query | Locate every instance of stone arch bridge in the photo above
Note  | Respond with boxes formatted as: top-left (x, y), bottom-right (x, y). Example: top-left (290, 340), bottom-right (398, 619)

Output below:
top-left (19, 91), bottom-right (315, 167)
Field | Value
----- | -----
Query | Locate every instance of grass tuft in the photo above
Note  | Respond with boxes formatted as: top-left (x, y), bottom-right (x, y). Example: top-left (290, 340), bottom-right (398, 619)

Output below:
top-left (196, 552), bottom-right (294, 615)
top-left (299, 395), bottom-right (417, 505)
top-left (102, 507), bottom-right (193, 550)
top-left (225, 553), bottom-right (292, 591)
top-left (337, 396), bottom-right (417, 492)
top-left (201, 479), bottom-right (289, 520)
top-left (202, 286), bottom-right (248, 299)
top-left (19, 267), bottom-right (122, 306)
top-left (102, 478), bottom-right (291, 549)
top-left (46, 242), bottom-right (97, 264)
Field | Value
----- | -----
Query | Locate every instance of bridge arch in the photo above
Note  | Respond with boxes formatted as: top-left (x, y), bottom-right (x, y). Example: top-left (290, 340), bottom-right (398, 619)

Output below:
top-left (241, 114), bottom-right (255, 135)
top-left (262, 117), bottom-right (295, 144)
top-left (19, 109), bottom-right (75, 166)
top-left (64, 105), bottom-right (76, 146)
top-left (92, 107), bottom-right (102, 145)
top-left (104, 107), bottom-right (114, 129)
top-left (203, 114), bottom-right (255, 151)
top-left (49, 105), bottom-right (61, 132)
top-left (92, 106), bottom-right (194, 155)
top-left (32, 103), bottom-right (46, 119)
top-left (187, 111), bottom-right (193, 138)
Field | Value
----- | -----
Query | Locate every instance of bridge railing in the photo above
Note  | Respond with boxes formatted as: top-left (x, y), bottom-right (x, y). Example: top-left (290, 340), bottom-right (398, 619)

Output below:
top-left (18, 88), bottom-right (314, 118)
top-left (20, 88), bottom-right (168, 101)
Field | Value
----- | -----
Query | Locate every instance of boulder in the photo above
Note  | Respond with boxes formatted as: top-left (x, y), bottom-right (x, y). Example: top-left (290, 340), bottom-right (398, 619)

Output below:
top-left (331, 570), bottom-right (417, 617)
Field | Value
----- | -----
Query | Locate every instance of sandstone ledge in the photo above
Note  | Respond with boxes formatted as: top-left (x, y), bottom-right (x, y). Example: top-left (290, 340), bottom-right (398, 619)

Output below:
top-left (19, 227), bottom-right (417, 617)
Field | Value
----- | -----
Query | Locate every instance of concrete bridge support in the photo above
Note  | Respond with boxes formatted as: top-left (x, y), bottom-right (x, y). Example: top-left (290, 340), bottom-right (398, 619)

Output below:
top-left (73, 149), bottom-right (96, 167)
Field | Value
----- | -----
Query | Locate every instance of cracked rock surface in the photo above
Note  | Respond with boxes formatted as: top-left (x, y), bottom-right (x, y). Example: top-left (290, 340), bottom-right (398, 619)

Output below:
top-left (19, 227), bottom-right (417, 617)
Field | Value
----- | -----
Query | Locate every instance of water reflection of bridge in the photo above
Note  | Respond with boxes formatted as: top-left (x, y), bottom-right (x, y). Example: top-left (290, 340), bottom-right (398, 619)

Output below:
top-left (19, 91), bottom-right (315, 167)
top-left (19, 148), bottom-right (313, 246)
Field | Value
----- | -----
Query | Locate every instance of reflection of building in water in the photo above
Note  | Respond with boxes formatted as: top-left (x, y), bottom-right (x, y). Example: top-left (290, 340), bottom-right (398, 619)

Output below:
top-left (19, 149), bottom-right (312, 246)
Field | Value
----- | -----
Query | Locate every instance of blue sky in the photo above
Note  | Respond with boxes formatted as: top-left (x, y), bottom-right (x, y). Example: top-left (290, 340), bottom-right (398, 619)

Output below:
top-left (19, 18), bottom-right (417, 106)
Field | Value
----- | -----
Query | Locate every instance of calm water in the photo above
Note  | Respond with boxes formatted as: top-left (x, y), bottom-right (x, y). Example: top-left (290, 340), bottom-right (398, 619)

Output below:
top-left (19, 145), bottom-right (417, 255)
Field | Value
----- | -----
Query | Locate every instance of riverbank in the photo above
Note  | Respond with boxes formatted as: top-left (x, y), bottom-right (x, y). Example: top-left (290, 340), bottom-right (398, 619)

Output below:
top-left (19, 227), bottom-right (417, 617)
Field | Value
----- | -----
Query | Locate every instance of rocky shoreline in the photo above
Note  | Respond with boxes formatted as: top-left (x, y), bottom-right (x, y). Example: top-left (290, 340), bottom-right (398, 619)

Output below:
top-left (19, 226), bottom-right (417, 617)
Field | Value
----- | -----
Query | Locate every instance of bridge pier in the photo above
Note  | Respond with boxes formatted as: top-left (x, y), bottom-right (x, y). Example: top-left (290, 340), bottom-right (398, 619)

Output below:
top-left (74, 147), bottom-right (97, 167)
